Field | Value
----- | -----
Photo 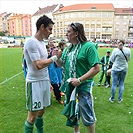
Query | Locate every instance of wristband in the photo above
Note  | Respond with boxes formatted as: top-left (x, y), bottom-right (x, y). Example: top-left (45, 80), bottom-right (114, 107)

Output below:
top-left (51, 55), bottom-right (58, 62)
top-left (78, 78), bottom-right (82, 84)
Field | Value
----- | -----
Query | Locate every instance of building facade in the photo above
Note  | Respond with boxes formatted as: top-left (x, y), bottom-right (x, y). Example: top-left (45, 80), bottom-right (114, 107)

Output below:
top-left (114, 8), bottom-right (133, 42)
top-left (0, 12), bottom-right (7, 32)
top-left (7, 14), bottom-right (32, 37)
top-left (2, 13), bottom-right (13, 36)
top-left (53, 4), bottom-right (115, 40)
top-left (0, 3), bottom-right (132, 42)
top-left (31, 4), bottom-right (61, 36)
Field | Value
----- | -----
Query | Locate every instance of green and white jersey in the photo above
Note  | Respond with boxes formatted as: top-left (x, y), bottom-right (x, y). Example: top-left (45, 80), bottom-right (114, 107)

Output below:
top-left (93, 42), bottom-right (98, 50)
top-left (62, 42), bottom-right (100, 93)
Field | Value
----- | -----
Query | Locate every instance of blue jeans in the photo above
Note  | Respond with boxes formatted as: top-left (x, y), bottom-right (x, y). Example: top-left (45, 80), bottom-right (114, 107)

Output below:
top-left (110, 70), bottom-right (127, 101)
top-left (78, 91), bottom-right (96, 126)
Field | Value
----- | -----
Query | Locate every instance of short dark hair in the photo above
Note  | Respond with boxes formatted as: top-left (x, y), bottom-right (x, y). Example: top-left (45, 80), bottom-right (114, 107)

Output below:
top-left (70, 23), bottom-right (87, 42)
top-left (93, 37), bottom-right (96, 41)
top-left (58, 41), bottom-right (66, 48)
top-left (36, 15), bottom-right (54, 31)
top-left (46, 45), bottom-right (50, 49)
top-left (118, 40), bottom-right (125, 45)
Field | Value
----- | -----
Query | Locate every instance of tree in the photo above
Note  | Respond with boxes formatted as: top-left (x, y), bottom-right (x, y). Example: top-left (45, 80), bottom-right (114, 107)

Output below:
top-left (0, 32), bottom-right (5, 36)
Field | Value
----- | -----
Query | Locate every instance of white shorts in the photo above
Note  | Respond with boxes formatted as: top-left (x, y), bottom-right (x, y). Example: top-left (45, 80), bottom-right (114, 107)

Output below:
top-left (26, 80), bottom-right (50, 111)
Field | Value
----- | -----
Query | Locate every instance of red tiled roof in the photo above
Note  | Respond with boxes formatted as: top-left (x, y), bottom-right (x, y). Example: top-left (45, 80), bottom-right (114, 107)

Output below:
top-left (32, 4), bottom-right (58, 16)
top-left (115, 8), bottom-right (133, 14)
top-left (54, 3), bottom-right (114, 13)
top-left (4, 13), bottom-right (12, 18)
top-left (8, 14), bottom-right (31, 20)
top-left (0, 12), bottom-right (6, 16)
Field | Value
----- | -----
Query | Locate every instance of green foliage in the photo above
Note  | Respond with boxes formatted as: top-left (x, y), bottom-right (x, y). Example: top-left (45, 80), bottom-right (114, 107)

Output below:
top-left (0, 31), bottom-right (5, 36)
top-left (0, 48), bottom-right (133, 133)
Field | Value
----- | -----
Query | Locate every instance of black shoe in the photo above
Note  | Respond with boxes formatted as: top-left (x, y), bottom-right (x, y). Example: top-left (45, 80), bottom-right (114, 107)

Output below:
top-left (98, 83), bottom-right (101, 86)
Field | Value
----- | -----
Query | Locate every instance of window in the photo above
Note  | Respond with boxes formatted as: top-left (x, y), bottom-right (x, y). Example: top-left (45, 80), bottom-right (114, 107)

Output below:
top-left (108, 28), bottom-right (112, 32)
top-left (123, 22), bottom-right (127, 25)
top-left (70, 13), bottom-right (76, 18)
top-left (91, 7), bottom-right (96, 10)
top-left (64, 21), bottom-right (69, 26)
top-left (123, 16), bottom-right (127, 19)
top-left (60, 14), bottom-right (64, 19)
top-left (102, 27), bottom-right (107, 32)
top-left (96, 28), bottom-right (101, 32)
top-left (123, 34), bottom-right (126, 37)
top-left (78, 21), bottom-right (83, 24)
top-left (116, 28), bottom-right (119, 31)
top-left (129, 28), bottom-right (133, 31)
top-left (102, 21), bottom-right (107, 25)
top-left (77, 12), bottom-right (84, 18)
top-left (90, 28), bottom-right (95, 32)
top-left (129, 21), bottom-right (133, 25)
top-left (92, 12), bottom-right (101, 18)
top-left (96, 34), bottom-right (100, 39)
top-left (60, 22), bottom-right (63, 27)
top-left (97, 12), bottom-right (101, 18)
top-left (85, 28), bottom-right (90, 32)
top-left (116, 16), bottom-right (120, 18)
top-left (57, 15), bottom-right (60, 19)
top-left (108, 12), bottom-right (113, 17)
top-left (131, 16), bottom-right (133, 19)
top-left (85, 12), bottom-right (91, 17)
top-left (91, 20), bottom-right (95, 24)
top-left (102, 12), bottom-right (108, 18)
top-left (108, 20), bottom-right (112, 25)
top-left (116, 22), bottom-right (119, 25)
top-left (97, 20), bottom-right (101, 24)
top-left (86, 21), bottom-right (90, 24)
top-left (64, 14), bottom-right (69, 19)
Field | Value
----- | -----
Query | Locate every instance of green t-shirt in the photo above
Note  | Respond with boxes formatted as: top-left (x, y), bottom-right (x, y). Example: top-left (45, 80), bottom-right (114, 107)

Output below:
top-left (61, 42), bottom-right (100, 93)
top-left (93, 42), bottom-right (98, 50)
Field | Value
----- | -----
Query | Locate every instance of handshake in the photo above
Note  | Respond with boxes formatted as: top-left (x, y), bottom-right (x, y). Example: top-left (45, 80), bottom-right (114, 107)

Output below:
top-left (51, 48), bottom-right (62, 62)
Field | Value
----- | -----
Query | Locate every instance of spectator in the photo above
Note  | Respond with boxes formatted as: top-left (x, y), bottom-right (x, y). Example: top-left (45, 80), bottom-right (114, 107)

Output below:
top-left (48, 39), bottom-right (55, 55)
top-left (48, 47), bottom-right (63, 104)
top-left (98, 50), bottom-right (111, 87)
top-left (58, 41), bottom-right (67, 51)
top-left (92, 37), bottom-right (98, 50)
top-left (22, 46), bottom-right (27, 78)
top-left (109, 40), bottom-right (131, 103)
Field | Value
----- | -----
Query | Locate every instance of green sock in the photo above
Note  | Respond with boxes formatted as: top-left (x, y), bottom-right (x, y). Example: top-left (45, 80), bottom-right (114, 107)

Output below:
top-left (35, 116), bottom-right (44, 133)
top-left (24, 120), bottom-right (34, 133)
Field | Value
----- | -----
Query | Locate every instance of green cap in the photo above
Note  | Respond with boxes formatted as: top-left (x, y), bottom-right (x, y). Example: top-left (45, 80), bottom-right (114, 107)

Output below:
top-left (107, 50), bottom-right (111, 53)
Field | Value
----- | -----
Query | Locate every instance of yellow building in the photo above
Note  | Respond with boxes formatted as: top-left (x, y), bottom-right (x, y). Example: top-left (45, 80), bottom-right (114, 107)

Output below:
top-left (53, 3), bottom-right (115, 40)
top-left (7, 14), bottom-right (32, 37)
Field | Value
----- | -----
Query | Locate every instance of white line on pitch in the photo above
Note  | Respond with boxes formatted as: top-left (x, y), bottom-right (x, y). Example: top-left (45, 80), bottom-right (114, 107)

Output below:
top-left (0, 71), bottom-right (23, 85)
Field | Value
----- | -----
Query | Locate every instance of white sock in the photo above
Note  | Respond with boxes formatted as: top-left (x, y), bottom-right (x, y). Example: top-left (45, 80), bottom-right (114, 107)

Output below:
top-left (74, 132), bottom-right (80, 133)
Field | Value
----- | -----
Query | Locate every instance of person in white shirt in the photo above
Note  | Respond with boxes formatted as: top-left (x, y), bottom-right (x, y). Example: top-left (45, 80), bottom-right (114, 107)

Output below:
top-left (109, 40), bottom-right (131, 103)
top-left (24, 15), bottom-right (62, 133)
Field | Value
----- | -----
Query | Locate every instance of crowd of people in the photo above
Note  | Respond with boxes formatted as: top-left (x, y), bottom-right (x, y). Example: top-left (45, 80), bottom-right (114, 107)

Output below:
top-left (22, 15), bottom-right (131, 133)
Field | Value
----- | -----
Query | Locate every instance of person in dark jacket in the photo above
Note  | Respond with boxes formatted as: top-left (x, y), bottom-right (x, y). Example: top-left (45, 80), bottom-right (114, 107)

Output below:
top-left (98, 50), bottom-right (111, 87)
